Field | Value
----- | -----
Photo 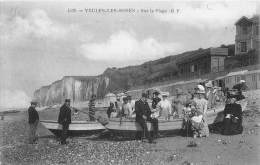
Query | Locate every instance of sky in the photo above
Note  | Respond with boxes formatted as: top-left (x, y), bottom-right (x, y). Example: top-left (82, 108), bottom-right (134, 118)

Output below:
top-left (0, 1), bottom-right (259, 108)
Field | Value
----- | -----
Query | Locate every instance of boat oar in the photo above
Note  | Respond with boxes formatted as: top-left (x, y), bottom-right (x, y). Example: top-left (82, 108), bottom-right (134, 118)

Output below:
top-left (72, 107), bottom-right (109, 126)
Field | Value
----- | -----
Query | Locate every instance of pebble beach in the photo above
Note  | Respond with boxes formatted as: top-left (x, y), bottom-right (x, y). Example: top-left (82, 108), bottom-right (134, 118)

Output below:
top-left (1, 90), bottom-right (260, 165)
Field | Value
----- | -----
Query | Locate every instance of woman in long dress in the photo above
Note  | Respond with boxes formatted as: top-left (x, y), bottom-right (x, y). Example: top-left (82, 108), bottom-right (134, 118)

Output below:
top-left (190, 85), bottom-right (209, 138)
top-left (222, 95), bottom-right (243, 135)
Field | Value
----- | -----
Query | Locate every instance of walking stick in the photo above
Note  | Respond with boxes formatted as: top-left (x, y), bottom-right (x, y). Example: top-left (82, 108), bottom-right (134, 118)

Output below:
top-left (141, 119), bottom-right (146, 142)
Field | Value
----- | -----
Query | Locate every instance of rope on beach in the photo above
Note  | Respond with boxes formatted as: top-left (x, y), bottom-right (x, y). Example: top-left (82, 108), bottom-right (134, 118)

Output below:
top-left (0, 142), bottom-right (25, 150)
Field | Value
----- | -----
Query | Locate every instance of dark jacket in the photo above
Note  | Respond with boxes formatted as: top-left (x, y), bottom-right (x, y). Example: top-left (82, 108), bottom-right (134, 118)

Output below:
top-left (222, 103), bottom-right (243, 135)
top-left (152, 97), bottom-right (161, 109)
top-left (107, 106), bottom-right (114, 118)
top-left (135, 99), bottom-right (151, 121)
top-left (28, 106), bottom-right (39, 124)
top-left (223, 103), bottom-right (242, 121)
top-left (58, 104), bottom-right (71, 125)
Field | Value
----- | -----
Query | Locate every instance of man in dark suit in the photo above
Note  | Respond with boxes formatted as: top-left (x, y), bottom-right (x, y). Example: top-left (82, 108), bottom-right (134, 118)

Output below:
top-left (152, 91), bottom-right (161, 109)
top-left (135, 93), bottom-right (157, 143)
top-left (28, 101), bottom-right (39, 144)
top-left (58, 99), bottom-right (72, 145)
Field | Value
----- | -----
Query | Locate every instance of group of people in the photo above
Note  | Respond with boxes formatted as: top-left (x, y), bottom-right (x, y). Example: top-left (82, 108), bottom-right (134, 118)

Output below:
top-left (104, 80), bottom-right (246, 142)
top-left (27, 80), bottom-right (246, 144)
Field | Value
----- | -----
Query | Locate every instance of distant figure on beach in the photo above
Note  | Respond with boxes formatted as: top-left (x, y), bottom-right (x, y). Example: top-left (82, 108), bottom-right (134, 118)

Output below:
top-left (156, 92), bottom-right (172, 120)
top-left (205, 81), bottom-right (215, 109)
top-left (222, 94), bottom-right (243, 135)
top-left (28, 101), bottom-right (39, 144)
top-left (89, 94), bottom-right (96, 121)
top-left (107, 102), bottom-right (114, 119)
top-left (172, 88), bottom-right (186, 118)
top-left (152, 91), bottom-right (161, 110)
top-left (121, 97), bottom-right (131, 117)
top-left (58, 99), bottom-right (72, 145)
top-left (127, 95), bottom-right (136, 118)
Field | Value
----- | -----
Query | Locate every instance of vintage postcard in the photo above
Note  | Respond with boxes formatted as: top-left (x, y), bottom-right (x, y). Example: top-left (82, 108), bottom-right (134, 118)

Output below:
top-left (0, 0), bottom-right (259, 164)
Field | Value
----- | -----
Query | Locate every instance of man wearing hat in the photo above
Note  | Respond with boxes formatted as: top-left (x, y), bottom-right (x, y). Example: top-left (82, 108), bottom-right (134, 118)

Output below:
top-left (152, 91), bottom-right (161, 109)
top-left (28, 101), bottom-right (39, 144)
top-left (58, 99), bottom-right (72, 144)
top-left (135, 93), bottom-right (156, 143)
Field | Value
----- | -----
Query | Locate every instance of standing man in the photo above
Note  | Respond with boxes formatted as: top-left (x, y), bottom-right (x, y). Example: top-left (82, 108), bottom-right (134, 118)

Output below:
top-left (135, 93), bottom-right (157, 143)
top-left (58, 99), bottom-right (72, 145)
top-left (89, 94), bottom-right (96, 121)
top-left (152, 91), bottom-right (161, 109)
top-left (28, 101), bottom-right (39, 144)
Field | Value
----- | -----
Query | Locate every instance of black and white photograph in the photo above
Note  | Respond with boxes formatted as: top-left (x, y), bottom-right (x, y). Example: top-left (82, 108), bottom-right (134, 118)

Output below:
top-left (0, 0), bottom-right (259, 164)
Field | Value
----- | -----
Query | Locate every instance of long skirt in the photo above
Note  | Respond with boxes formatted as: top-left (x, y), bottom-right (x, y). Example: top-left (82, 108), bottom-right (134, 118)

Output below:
top-left (191, 119), bottom-right (209, 137)
top-left (222, 118), bottom-right (243, 135)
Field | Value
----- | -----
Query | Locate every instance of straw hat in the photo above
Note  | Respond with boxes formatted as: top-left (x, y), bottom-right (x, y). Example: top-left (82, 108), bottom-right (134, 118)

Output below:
top-left (205, 81), bottom-right (213, 88)
top-left (240, 80), bottom-right (246, 83)
top-left (161, 92), bottom-right (169, 97)
top-left (195, 85), bottom-right (205, 94)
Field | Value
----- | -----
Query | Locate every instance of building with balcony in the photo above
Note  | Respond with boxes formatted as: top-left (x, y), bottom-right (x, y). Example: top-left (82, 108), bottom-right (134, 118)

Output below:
top-left (235, 15), bottom-right (259, 55)
top-left (176, 48), bottom-right (228, 78)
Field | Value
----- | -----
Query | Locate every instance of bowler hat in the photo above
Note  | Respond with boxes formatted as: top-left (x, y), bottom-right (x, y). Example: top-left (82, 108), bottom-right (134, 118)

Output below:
top-left (30, 101), bottom-right (37, 105)
top-left (142, 93), bottom-right (148, 98)
top-left (153, 91), bottom-right (160, 95)
top-left (65, 99), bottom-right (71, 102)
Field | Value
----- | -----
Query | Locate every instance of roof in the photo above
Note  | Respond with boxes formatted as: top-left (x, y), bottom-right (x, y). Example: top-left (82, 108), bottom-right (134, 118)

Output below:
top-left (177, 48), bottom-right (210, 64)
top-left (246, 69), bottom-right (260, 74)
top-left (250, 15), bottom-right (259, 23)
top-left (177, 48), bottom-right (228, 65)
top-left (105, 93), bottom-right (116, 97)
top-left (225, 70), bottom-right (248, 77)
top-left (235, 16), bottom-right (253, 26)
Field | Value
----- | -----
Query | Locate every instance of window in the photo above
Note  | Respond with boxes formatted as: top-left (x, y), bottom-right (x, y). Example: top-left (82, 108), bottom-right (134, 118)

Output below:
top-left (240, 42), bottom-right (247, 52)
top-left (191, 65), bottom-right (194, 73)
top-left (242, 26), bottom-right (248, 34)
top-left (255, 25), bottom-right (259, 35)
top-left (236, 76), bottom-right (241, 83)
top-left (252, 74), bottom-right (256, 82)
top-left (194, 64), bottom-right (198, 72)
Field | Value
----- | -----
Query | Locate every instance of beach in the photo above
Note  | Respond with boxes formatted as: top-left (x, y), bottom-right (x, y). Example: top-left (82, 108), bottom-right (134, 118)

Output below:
top-left (1, 90), bottom-right (260, 165)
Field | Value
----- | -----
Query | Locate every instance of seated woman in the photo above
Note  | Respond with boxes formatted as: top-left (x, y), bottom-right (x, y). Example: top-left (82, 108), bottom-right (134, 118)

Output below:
top-left (222, 95), bottom-right (243, 135)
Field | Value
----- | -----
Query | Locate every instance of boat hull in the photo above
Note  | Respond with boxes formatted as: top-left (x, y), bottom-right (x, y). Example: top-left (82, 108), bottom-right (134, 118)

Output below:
top-left (105, 100), bottom-right (248, 134)
top-left (40, 120), bottom-right (106, 136)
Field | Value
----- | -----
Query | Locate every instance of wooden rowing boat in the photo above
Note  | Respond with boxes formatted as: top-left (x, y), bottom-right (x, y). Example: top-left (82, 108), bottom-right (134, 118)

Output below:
top-left (40, 120), bottom-right (106, 136)
top-left (105, 100), bottom-right (248, 134)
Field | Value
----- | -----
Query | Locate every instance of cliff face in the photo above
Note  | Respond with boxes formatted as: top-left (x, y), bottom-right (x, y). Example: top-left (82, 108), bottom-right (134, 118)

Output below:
top-left (34, 76), bottom-right (110, 106)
